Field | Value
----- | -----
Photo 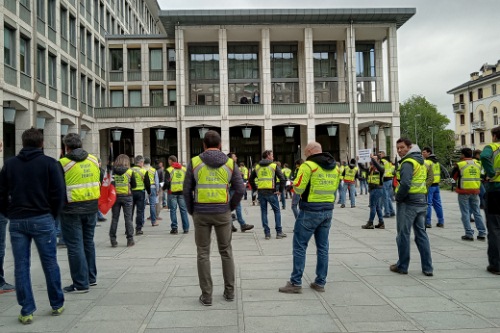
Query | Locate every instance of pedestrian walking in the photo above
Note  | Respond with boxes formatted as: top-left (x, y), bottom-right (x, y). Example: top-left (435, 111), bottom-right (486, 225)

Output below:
top-left (362, 155), bottom-right (386, 229)
top-left (144, 157), bottom-right (160, 226)
top-left (131, 155), bottom-right (150, 235)
top-left (164, 155), bottom-right (190, 234)
top-left (422, 147), bottom-right (445, 228)
top-left (0, 213), bottom-right (15, 294)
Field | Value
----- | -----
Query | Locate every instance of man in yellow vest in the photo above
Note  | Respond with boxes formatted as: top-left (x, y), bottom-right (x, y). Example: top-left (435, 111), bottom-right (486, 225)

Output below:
top-left (422, 147), bottom-right (445, 228)
top-left (144, 157), bottom-right (160, 226)
top-left (378, 151), bottom-right (396, 218)
top-left (390, 138), bottom-right (433, 276)
top-left (249, 150), bottom-right (287, 240)
top-left (59, 133), bottom-right (101, 293)
top-left (480, 125), bottom-right (500, 275)
top-left (342, 159), bottom-right (359, 208)
top-left (164, 155), bottom-right (190, 234)
top-left (279, 142), bottom-right (340, 293)
top-left (131, 156), bottom-right (150, 235)
top-left (239, 162), bottom-right (249, 200)
top-left (451, 148), bottom-right (487, 243)
top-left (362, 155), bottom-right (385, 229)
top-left (282, 163), bottom-right (292, 199)
top-left (183, 130), bottom-right (244, 305)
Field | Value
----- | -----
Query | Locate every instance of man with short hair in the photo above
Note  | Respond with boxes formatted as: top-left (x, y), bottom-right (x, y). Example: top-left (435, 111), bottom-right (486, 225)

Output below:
top-left (144, 157), bottom-right (160, 226)
top-left (480, 126), bottom-right (500, 274)
top-left (183, 130), bottom-right (244, 305)
top-left (379, 151), bottom-right (396, 218)
top-left (132, 155), bottom-right (150, 235)
top-left (164, 155), bottom-right (190, 234)
top-left (228, 153), bottom-right (254, 232)
top-left (59, 133), bottom-right (101, 293)
top-left (422, 147), bottom-right (445, 228)
top-left (390, 138), bottom-right (433, 277)
top-left (249, 150), bottom-right (287, 240)
top-left (279, 142), bottom-right (340, 293)
top-left (0, 128), bottom-right (65, 324)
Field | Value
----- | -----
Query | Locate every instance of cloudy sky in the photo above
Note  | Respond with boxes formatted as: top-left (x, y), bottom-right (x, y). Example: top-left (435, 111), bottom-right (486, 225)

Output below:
top-left (157, 0), bottom-right (500, 128)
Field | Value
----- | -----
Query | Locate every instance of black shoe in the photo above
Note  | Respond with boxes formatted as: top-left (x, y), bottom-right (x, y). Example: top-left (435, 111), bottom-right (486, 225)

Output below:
top-left (135, 230), bottom-right (143, 235)
top-left (390, 213), bottom-right (396, 217)
top-left (170, 229), bottom-right (178, 235)
top-left (98, 217), bottom-right (107, 222)
top-left (477, 235), bottom-right (486, 241)
top-left (63, 285), bottom-right (89, 294)
top-left (127, 239), bottom-right (135, 247)
top-left (423, 271), bottom-right (433, 277)
top-left (223, 292), bottom-right (234, 302)
top-left (425, 224), bottom-right (432, 228)
top-left (183, 230), bottom-right (189, 234)
top-left (199, 295), bottom-right (212, 306)
top-left (362, 222), bottom-right (374, 229)
top-left (436, 223), bottom-right (444, 228)
top-left (374, 223), bottom-right (385, 229)
top-left (340, 204), bottom-right (345, 208)
top-left (383, 215), bottom-right (390, 218)
top-left (110, 240), bottom-right (118, 248)
top-left (276, 232), bottom-right (287, 239)
top-left (351, 205), bottom-right (356, 208)
top-left (231, 224), bottom-right (237, 232)
top-left (241, 224), bottom-right (254, 232)
top-left (389, 264), bottom-right (408, 275)
top-left (487, 266), bottom-right (500, 275)
top-left (461, 235), bottom-right (474, 241)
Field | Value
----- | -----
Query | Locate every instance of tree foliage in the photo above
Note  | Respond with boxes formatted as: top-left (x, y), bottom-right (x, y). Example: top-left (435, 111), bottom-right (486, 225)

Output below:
top-left (400, 95), bottom-right (456, 167)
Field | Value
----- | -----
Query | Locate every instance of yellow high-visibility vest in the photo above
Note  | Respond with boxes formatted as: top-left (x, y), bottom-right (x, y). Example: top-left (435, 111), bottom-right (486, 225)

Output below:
top-left (255, 163), bottom-right (277, 190)
top-left (167, 165), bottom-right (187, 192)
top-left (131, 166), bottom-right (147, 191)
top-left (457, 160), bottom-right (481, 190)
top-left (192, 156), bottom-right (234, 204)
top-left (60, 154), bottom-right (100, 203)
top-left (114, 169), bottom-right (133, 195)
top-left (396, 158), bottom-right (427, 194)
top-left (293, 161), bottom-right (340, 203)
top-left (344, 167), bottom-right (358, 182)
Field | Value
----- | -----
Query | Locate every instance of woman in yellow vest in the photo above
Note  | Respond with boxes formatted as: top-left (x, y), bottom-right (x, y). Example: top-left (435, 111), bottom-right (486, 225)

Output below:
top-left (109, 154), bottom-right (137, 247)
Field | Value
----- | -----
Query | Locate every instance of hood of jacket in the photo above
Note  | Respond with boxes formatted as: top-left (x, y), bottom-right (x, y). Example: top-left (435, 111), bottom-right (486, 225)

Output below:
top-left (427, 154), bottom-right (439, 163)
top-left (17, 147), bottom-right (45, 161)
top-left (113, 166), bottom-right (129, 175)
top-left (171, 162), bottom-right (183, 169)
top-left (199, 150), bottom-right (230, 168)
top-left (307, 152), bottom-right (337, 170)
top-left (258, 159), bottom-right (273, 166)
top-left (64, 148), bottom-right (88, 162)
top-left (401, 145), bottom-right (424, 165)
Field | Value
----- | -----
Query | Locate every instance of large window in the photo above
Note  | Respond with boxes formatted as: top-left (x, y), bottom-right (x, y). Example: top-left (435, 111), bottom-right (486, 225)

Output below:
top-left (356, 43), bottom-right (376, 102)
top-left (4, 26), bottom-right (15, 67)
top-left (149, 49), bottom-right (162, 70)
top-left (110, 49), bottom-right (123, 70)
top-left (313, 43), bottom-right (339, 103)
top-left (70, 67), bottom-right (77, 97)
top-left (86, 32), bottom-right (92, 58)
top-left (80, 75), bottom-right (86, 103)
top-left (271, 44), bottom-right (299, 103)
top-left (111, 90), bottom-right (124, 107)
top-left (228, 44), bottom-right (259, 79)
top-left (48, 53), bottom-right (57, 87)
top-left (272, 82), bottom-right (299, 104)
top-left (48, 0), bottom-right (56, 29)
top-left (20, 0), bottom-right (30, 9)
top-left (168, 48), bottom-right (176, 69)
top-left (69, 15), bottom-right (76, 45)
top-left (150, 89), bottom-right (163, 106)
top-left (128, 49), bottom-right (141, 70)
top-left (37, 46), bottom-right (46, 82)
top-left (80, 26), bottom-right (85, 54)
top-left (94, 40), bottom-right (100, 65)
top-left (37, 0), bottom-right (45, 20)
top-left (189, 45), bottom-right (219, 104)
top-left (492, 84), bottom-right (497, 96)
top-left (128, 90), bottom-right (142, 106)
top-left (61, 62), bottom-right (68, 93)
top-left (87, 79), bottom-right (93, 106)
top-left (478, 88), bottom-right (483, 99)
top-left (20, 36), bottom-right (30, 74)
top-left (60, 7), bottom-right (67, 39)
top-left (460, 114), bottom-right (465, 125)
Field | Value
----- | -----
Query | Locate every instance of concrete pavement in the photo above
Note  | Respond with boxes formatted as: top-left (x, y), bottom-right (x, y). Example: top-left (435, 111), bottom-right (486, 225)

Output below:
top-left (1, 189), bottom-right (500, 333)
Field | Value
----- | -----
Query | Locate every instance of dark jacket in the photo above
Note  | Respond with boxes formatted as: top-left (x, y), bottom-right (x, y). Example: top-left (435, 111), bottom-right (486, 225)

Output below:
top-left (298, 152), bottom-right (337, 211)
top-left (163, 162), bottom-right (184, 195)
top-left (113, 166), bottom-right (137, 196)
top-left (0, 147), bottom-right (66, 219)
top-left (368, 157), bottom-right (385, 189)
top-left (249, 159), bottom-right (286, 195)
top-left (61, 148), bottom-right (100, 215)
top-left (395, 145), bottom-right (427, 206)
top-left (183, 150), bottom-right (244, 215)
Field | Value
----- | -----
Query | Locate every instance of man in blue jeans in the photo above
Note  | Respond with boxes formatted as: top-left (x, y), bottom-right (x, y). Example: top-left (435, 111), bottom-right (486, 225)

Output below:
top-left (422, 147), bottom-right (445, 228)
top-left (0, 213), bottom-right (15, 294)
top-left (279, 142), bottom-right (340, 293)
top-left (390, 138), bottom-right (433, 277)
top-left (227, 153), bottom-right (254, 232)
top-left (164, 155), bottom-right (190, 234)
top-left (379, 151), bottom-right (396, 218)
top-left (144, 157), bottom-right (160, 226)
top-left (249, 150), bottom-right (286, 240)
top-left (0, 128), bottom-right (66, 324)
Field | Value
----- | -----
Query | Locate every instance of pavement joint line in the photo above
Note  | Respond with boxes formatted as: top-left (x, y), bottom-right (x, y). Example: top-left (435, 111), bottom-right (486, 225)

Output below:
top-left (137, 264), bottom-right (180, 333)
top-left (253, 229), bottom-right (265, 256)
top-left (335, 228), bottom-right (380, 253)
top-left (338, 260), bottom-right (426, 332)
top-left (165, 233), bottom-right (188, 258)
top-left (235, 265), bottom-right (245, 333)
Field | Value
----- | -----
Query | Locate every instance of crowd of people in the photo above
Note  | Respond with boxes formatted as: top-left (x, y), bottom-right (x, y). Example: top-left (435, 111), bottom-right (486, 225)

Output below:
top-left (0, 126), bottom-right (499, 324)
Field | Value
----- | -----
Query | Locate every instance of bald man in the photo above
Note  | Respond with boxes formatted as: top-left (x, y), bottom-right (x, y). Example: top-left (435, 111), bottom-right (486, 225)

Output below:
top-left (279, 142), bottom-right (341, 293)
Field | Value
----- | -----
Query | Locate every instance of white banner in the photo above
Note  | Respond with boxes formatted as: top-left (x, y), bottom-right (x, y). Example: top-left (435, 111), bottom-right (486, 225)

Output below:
top-left (358, 149), bottom-right (372, 163)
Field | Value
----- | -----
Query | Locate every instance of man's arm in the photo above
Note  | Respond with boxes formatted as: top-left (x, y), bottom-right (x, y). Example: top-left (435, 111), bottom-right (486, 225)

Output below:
top-left (395, 162), bottom-right (412, 202)
top-left (182, 162), bottom-right (195, 215)
top-left (425, 163), bottom-right (434, 188)
top-left (144, 171), bottom-right (151, 194)
top-left (480, 146), bottom-right (496, 179)
top-left (293, 164), bottom-right (311, 195)
top-left (229, 165), bottom-right (244, 211)
top-left (249, 169), bottom-right (257, 191)
top-left (49, 160), bottom-right (66, 218)
top-left (275, 166), bottom-right (286, 193)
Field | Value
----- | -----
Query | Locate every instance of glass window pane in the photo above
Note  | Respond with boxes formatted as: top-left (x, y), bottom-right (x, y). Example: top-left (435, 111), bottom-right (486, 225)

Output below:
top-left (110, 49), bottom-right (123, 70)
top-left (128, 49), bottom-right (141, 70)
top-left (150, 89), bottom-right (163, 106)
top-left (4, 27), bottom-right (15, 67)
top-left (129, 90), bottom-right (141, 106)
top-left (111, 91), bottom-right (123, 107)
top-left (150, 49), bottom-right (162, 70)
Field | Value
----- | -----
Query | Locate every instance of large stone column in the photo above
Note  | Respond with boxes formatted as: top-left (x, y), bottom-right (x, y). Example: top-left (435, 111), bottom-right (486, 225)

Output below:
top-left (219, 28), bottom-right (230, 153)
top-left (387, 24), bottom-right (401, 159)
top-left (337, 41), bottom-right (346, 103)
top-left (176, 27), bottom-right (188, 163)
top-left (346, 25), bottom-right (359, 159)
top-left (134, 127), bottom-right (143, 157)
top-left (375, 41), bottom-right (384, 101)
top-left (261, 28), bottom-right (273, 151)
top-left (304, 28), bottom-right (316, 144)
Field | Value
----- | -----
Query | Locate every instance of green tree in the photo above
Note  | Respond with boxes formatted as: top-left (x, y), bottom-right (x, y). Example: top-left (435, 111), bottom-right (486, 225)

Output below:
top-left (400, 95), bottom-right (455, 168)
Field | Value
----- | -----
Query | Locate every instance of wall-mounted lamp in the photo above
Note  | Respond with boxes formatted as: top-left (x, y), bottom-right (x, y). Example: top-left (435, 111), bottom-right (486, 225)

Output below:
top-left (3, 103), bottom-right (16, 123)
top-left (61, 124), bottom-right (69, 136)
top-left (242, 125), bottom-right (252, 139)
top-left (327, 124), bottom-right (337, 137)
top-left (383, 126), bottom-right (391, 137)
top-left (111, 129), bottom-right (122, 141)
top-left (369, 122), bottom-right (380, 140)
top-left (36, 117), bottom-right (46, 130)
top-left (155, 128), bottom-right (166, 141)
top-left (199, 125), bottom-right (209, 139)
top-left (284, 124), bottom-right (295, 138)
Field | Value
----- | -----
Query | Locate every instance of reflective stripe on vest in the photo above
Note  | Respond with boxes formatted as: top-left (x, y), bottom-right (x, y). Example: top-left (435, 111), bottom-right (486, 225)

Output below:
top-left (167, 166), bottom-right (187, 192)
top-left (367, 171), bottom-right (381, 185)
top-left (146, 166), bottom-right (156, 186)
top-left (131, 167), bottom-right (146, 190)
top-left (114, 169), bottom-right (133, 195)
top-left (395, 158), bottom-right (427, 194)
top-left (457, 159), bottom-right (481, 190)
top-left (192, 156), bottom-right (233, 204)
top-left (344, 167), bottom-right (358, 182)
top-left (255, 163), bottom-right (277, 190)
top-left (489, 142), bottom-right (500, 182)
top-left (297, 161), bottom-right (339, 203)
top-left (383, 160), bottom-right (394, 178)
top-left (60, 154), bottom-right (101, 203)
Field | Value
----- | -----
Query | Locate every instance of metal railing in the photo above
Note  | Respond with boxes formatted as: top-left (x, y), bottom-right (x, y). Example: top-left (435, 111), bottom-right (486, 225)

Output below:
top-left (167, 70), bottom-right (176, 81)
top-left (109, 71), bottom-right (123, 82)
top-left (20, 4), bottom-right (31, 24)
top-left (185, 105), bottom-right (221, 117)
top-left (128, 70), bottom-right (141, 81)
top-left (315, 103), bottom-right (349, 114)
top-left (357, 102), bottom-right (392, 113)
top-left (149, 70), bottom-right (163, 81)
top-left (94, 106), bottom-right (177, 118)
top-left (20, 73), bottom-right (32, 91)
top-left (228, 104), bottom-right (264, 116)
top-left (37, 81), bottom-right (46, 98)
top-left (4, 66), bottom-right (17, 86)
top-left (453, 103), bottom-right (466, 113)
top-left (471, 121), bottom-right (486, 130)
top-left (271, 104), bottom-right (307, 115)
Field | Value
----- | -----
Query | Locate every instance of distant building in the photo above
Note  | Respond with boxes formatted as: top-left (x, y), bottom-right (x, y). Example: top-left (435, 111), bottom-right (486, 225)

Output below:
top-left (1, 4), bottom-right (415, 167)
top-left (448, 62), bottom-right (500, 150)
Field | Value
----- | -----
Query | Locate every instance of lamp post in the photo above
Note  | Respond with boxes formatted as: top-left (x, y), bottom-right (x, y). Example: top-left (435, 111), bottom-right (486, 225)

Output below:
top-left (414, 114), bottom-right (421, 145)
top-left (428, 126), bottom-right (434, 153)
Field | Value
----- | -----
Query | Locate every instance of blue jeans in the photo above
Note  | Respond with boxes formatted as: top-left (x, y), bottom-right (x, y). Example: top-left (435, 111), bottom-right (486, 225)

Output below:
top-left (395, 202), bottom-right (433, 273)
top-left (426, 186), bottom-right (444, 225)
top-left (132, 190), bottom-right (146, 231)
top-left (344, 182), bottom-right (356, 206)
top-left (0, 213), bottom-right (8, 286)
top-left (458, 194), bottom-right (486, 237)
top-left (383, 180), bottom-right (395, 216)
top-left (60, 213), bottom-right (97, 289)
top-left (9, 214), bottom-right (64, 316)
top-left (259, 193), bottom-right (282, 235)
top-left (55, 218), bottom-right (65, 245)
top-left (149, 187), bottom-right (158, 223)
top-left (234, 202), bottom-right (247, 226)
top-left (338, 182), bottom-right (346, 204)
top-left (292, 193), bottom-right (300, 219)
top-left (169, 194), bottom-right (190, 231)
top-left (280, 190), bottom-right (286, 209)
top-left (368, 188), bottom-right (384, 223)
top-left (290, 209), bottom-right (332, 287)
top-left (162, 191), bottom-right (167, 207)
top-left (360, 179), bottom-right (368, 195)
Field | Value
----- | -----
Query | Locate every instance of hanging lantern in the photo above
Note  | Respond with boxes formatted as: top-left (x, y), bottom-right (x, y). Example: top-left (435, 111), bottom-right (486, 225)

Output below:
top-left (61, 124), bottom-right (69, 136)
top-left (199, 127), bottom-right (209, 139)
top-left (111, 129), bottom-right (122, 141)
top-left (327, 125), bottom-right (337, 137)
top-left (155, 128), bottom-right (166, 140)
top-left (284, 126), bottom-right (294, 138)
top-left (3, 107), bottom-right (16, 123)
top-left (36, 117), bottom-right (46, 130)
top-left (242, 126), bottom-right (252, 139)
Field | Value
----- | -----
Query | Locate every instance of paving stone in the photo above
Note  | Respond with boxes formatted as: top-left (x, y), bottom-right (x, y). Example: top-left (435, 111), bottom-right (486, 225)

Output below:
top-left (244, 315), bottom-right (341, 333)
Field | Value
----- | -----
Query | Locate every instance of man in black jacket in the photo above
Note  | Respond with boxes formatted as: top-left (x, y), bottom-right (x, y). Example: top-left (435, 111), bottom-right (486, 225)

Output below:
top-left (0, 128), bottom-right (66, 324)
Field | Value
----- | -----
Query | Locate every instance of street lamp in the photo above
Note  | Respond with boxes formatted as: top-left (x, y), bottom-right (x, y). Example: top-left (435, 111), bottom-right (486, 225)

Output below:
top-left (428, 126), bottom-right (434, 153)
top-left (414, 114), bottom-right (421, 145)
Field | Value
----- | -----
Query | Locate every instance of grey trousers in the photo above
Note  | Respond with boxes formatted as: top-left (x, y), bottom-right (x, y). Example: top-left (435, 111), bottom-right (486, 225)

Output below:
top-left (193, 211), bottom-right (234, 300)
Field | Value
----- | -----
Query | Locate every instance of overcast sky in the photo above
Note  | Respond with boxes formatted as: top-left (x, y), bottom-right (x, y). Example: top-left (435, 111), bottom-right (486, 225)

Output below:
top-left (158, 0), bottom-right (500, 129)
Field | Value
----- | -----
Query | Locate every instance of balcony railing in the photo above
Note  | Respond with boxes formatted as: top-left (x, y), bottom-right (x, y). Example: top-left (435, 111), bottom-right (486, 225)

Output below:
top-left (271, 104), bottom-right (307, 115)
top-left (20, 4), bottom-right (31, 24)
top-left (471, 121), bottom-right (486, 131)
top-left (453, 102), bottom-right (465, 113)
top-left (167, 70), bottom-right (175, 81)
top-left (228, 104), bottom-right (264, 116)
top-left (109, 71), bottom-right (123, 82)
top-left (20, 73), bottom-right (32, 91)
top-left (49, 87), bottom-right (57, 102)
top-left (149, 70), bottom-right (163, 81)
top-left (315, 103), bottom-right (349, 114)
top-left (94, 106), bottom-right (176, 118)
top-left (128, 70), bottom-right (141, 81)
top-left (4, 66), bottom-right (17, 86)
top-left (185, 105), bottom-right (221, 117)
top-left (37, 18), bottom-right (45, 35)
top-left (357, 102), bottom-right (392, 113)
top-left (37, 81), bottom-right (46, 98)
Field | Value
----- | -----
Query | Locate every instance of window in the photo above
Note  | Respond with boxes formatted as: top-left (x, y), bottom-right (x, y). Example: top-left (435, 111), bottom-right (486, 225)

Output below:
top-left (128, 49), bottom-right (141, 70)
top-left (356, 43), bottom-right (375, 77)
top-left (493, 84), bottom-right (497, 95)
top-left (101, 87), bottom-right (106, 106)
top-left (168, 48), bottom-right (176, 69)
top-left (480, 132), bottom-right (485, 143)
top-left (313, 43), bottom-right (337, 77)
top-left (20, 36), bottom-right (30, 74)
top-left (100, 45), bottom-right (105, 69)
top-left (149, 49), bottom-right (162, 70)
top-left (4, 26), bottom-right (15, 67)
top-left (60, 7), bottom-right (68, 39)
top-left (128, 90), bottom-right (142, 106)
top-left (87, 79), bottom-right (92, 106)
top-left (110, 49), bottom-right (123, 70)
top-left (271, 44), bottom-right (298, 78)
top-left (479, 110), bottom-right (484, 122)
top-left (95, 84), bottom-right (100, 106)
top-left (70, 67), bottom-right (77, 97)
top-left (478, 88), bottom-right (483, 99)
top-left (48, 53), bottom-right (57, 87)
top-left (48, 0), bottom-right (56, 29)
top-left (494, 107), bottom-right (498, 114)
top-left (80, 75), bottom-right (86, 103)
top-left (471, 133), bottom-right (475, 145)
top-left (469, 91), bottom-right (473, 101)
top-left (86, 32), bottom-right (92, 58)
top-left (494, 115), bottom-right (498, 126)
top-left (61, 62), bottom-right (68, 93)
top-left (228, 44), bottom-right (259, 79)
top-left (80, 26), bottom-right (85, 53)
top-left (459, 94), bottom-right (464, 103)
top-left (470, 112), bottom-right (474, 123)
top-left (460, 114), bottom-right (465, 125)
top-left (150, 89), bottom-right (163, 106)
top-left (20, 0), bottom-right (30, 9)
top-left (461, 135), bottom-right (466, 146)
top-left (94, 40), bottom-right (100, 65)
top-left (69, 15), bottom-right (76, 45)
top-left (111, 90), bottom-right (123, 107)
top-left (168, 89), bottom-right (176, 106)
top-left (37, 0), bottom-right (45, 20)
top-left (37, 46), bottom-right (46, 82)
